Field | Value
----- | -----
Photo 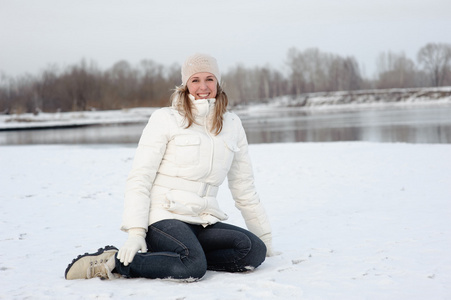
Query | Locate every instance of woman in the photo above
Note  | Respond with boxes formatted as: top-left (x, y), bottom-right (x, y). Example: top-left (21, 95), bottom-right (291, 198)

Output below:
top-left (65, 53), bottom-right (273, 281)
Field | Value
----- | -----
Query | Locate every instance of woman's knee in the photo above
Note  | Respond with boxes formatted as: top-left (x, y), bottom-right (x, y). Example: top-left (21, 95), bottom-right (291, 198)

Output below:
top-left (202, 223), bottom-right (267, 272)
top-left (248, 236), bottom-right (266, 269)
top-left (185, 255), bottom-right (207, 279)
top-left (146, 220), bottom-right (208, 279)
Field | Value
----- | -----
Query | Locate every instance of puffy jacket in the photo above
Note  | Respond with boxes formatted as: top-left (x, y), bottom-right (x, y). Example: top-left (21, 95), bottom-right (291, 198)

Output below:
top-left (121, 96), bottom-right (272, 248)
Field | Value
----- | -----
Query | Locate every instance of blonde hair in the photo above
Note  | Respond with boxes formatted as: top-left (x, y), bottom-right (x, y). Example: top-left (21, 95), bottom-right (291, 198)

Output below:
top-left (170, 83), bottom-right (228, 135)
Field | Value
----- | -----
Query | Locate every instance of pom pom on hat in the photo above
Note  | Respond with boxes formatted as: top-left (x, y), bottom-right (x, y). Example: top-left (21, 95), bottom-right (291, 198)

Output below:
top-left (181, 53), bottom-right (221, 86)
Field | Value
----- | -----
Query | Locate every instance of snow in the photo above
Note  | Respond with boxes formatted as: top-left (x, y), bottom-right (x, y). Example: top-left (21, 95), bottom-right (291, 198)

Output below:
top-left (1, 141), bottom-right (450, 299)
top-left (0, 108), bottom-right (157, 130)
top-left (238, 87), bottom-right (451, 113)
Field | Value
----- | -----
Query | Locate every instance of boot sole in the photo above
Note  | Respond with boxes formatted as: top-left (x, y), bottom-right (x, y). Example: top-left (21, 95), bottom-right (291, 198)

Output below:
top-left (65, 245), bottom-right (118, 279)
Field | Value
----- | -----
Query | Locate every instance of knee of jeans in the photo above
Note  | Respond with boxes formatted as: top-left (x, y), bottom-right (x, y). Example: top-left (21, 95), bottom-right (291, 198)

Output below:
top-left (187, 256), bottom-right (207, 279)
top-left (249, 237), bottom-right (267, 268)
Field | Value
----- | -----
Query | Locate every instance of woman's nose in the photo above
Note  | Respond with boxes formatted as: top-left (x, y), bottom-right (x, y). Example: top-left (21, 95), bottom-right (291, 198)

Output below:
top-left (199, 81), bottom-right (208, 89)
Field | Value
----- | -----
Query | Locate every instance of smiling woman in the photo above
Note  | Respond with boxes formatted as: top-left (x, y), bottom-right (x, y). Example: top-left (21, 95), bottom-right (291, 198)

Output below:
top-left (64, 53), bottom-right (273, 281)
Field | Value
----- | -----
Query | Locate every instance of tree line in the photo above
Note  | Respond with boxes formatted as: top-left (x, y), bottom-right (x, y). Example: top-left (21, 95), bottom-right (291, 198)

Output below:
top-left (1, 42), bottom-right (450, 114)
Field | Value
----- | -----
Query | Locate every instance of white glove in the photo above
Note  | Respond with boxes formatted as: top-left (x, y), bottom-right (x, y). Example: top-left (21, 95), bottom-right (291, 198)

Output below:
top-left (117, 228), bottom-right (147, 266)
top-left (260, 233), bottom-right (276, 257)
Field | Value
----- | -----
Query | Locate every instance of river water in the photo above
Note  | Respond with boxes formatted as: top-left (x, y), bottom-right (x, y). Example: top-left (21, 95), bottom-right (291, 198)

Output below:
top-left (1, 105), bottom-right (450, 145)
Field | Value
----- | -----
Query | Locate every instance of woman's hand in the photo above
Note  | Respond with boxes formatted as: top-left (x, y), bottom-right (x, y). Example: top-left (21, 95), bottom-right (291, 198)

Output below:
top-left (117, 228), bottom-right (147, 266)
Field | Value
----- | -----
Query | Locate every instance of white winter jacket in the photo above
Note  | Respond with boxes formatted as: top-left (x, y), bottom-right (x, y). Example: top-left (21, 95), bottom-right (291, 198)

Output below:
top-left (121, 96), bottom-right (272, 249)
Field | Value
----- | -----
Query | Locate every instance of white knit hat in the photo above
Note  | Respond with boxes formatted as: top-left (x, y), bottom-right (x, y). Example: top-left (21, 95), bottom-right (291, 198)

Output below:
top-left (181, 53), bottom-right (221, 86)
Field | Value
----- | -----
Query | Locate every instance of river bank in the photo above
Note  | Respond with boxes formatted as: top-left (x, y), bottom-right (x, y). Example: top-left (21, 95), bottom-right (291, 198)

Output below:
top-left (1, 87), bottom-right (451, 131)
top-left (240, 86), bottom-right (451, 114)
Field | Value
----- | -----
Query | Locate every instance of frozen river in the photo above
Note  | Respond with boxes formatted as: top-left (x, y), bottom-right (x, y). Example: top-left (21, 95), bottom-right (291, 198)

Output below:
top-left (241, 105), bottom-right (451, 144)
top-left (1, 105), bottom-right (450, 145)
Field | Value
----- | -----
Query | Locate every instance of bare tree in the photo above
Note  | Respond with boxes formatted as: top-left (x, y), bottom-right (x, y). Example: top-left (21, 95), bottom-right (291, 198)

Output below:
top-left (286, 47), bottom-right (307, 95)
top-left (417, 43), bottom-right (451, 86)
top-left (0, 73), bottom-right (13, 114)
top-left (376, 51), bottom-right (419, 89)
top-left (287, 47), bottom-right (362, 94)
top-left (328, 56), bottom-right (362, 91)
top-left (62, 60), bottom-right (101, 111)
top-left (298, 48), bottom-right (329, 92)
top-left (8, 75), bottom-right (36, 114)
top-left (223, 64), bottom-right (252, 105)
top-left (33, 65), bottom-right (63, 112)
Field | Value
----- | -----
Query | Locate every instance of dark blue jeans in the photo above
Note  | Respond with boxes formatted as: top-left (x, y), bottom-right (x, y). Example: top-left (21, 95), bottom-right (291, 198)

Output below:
top-left (114, 219), bottom-right (267, 280)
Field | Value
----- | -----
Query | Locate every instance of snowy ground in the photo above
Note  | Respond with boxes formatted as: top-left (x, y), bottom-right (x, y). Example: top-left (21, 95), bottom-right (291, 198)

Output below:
top-left (1, 142), bottom-right (450, 299)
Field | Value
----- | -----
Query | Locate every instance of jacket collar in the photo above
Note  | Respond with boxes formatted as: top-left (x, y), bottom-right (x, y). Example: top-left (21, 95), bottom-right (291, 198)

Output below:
top-left (171, 94), bottom-right (216, 127)
top-left (187, 94), bottom-right (216, 118)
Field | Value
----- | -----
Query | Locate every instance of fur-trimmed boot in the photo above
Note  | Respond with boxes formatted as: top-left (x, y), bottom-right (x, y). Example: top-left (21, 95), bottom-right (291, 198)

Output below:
top-left (65, 245), bottom-right (118, 280)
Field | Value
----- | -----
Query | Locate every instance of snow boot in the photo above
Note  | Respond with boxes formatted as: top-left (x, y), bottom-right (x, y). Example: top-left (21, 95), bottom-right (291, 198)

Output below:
top-left (65, 245), bottom-right (118, 280)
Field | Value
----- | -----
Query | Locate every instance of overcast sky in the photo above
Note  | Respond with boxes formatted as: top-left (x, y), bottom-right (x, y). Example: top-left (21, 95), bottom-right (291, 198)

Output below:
top-left (1, 0), bottom-right (451, 79)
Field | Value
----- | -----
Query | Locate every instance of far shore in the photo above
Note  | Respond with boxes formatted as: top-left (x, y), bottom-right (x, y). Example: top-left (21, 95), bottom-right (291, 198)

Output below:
top-left (1, 87), bottom-right (451, 131)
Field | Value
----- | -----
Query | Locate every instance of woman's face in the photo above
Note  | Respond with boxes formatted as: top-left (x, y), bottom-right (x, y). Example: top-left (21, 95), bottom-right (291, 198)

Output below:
top-left (186, 72), bottom-right (218, 100)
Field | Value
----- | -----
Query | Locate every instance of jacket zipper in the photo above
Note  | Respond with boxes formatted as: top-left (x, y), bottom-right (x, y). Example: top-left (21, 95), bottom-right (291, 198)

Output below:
top-left (203, 99), bottom-right (214, 180)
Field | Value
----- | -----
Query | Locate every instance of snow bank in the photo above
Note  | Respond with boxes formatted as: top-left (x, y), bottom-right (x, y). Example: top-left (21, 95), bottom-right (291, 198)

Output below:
top-left (0, 108), bottom-right (157, 130)
top-left (242, 87), bottom-right (451, 114)
top-left (1, 142), bottom-right (450, 299)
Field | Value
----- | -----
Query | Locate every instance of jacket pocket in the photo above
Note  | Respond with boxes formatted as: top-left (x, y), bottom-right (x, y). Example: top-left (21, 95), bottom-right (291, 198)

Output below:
top-left (224, 139), bottom-right (240, 153)
top-left (174, 135), bottom-right (201, 165)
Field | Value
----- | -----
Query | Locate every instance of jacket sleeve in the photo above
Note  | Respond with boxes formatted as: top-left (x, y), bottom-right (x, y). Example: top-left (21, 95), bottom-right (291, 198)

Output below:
top-left (227, 117), bottom-right (272, 249)
top-left (121, 109), bottom-right (170, 232)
